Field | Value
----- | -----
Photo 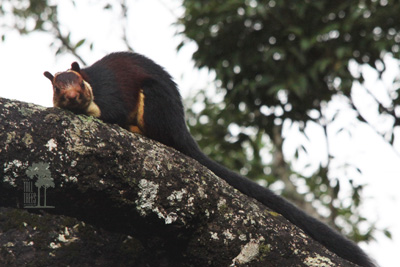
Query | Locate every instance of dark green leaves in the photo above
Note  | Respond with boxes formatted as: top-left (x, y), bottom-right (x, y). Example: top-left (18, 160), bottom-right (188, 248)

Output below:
top-left (180, 0), bottom-right (398, 242)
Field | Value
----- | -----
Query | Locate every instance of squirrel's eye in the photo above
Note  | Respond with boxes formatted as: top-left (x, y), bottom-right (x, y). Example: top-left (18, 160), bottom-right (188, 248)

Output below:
top-left (80, 82), bottom-right (85, 89)
top-left (54, 86), bottom-right (60, 93)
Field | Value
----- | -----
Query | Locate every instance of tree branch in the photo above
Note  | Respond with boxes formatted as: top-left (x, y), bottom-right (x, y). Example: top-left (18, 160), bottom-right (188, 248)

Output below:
top-left (51, 20), bottom-right (87, 65)
top-left (0, 97), bottom-right (357, 266)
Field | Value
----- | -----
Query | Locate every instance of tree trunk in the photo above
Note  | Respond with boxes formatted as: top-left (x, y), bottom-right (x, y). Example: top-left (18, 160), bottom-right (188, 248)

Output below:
top-left (37, 185), bottom-right (41, 206)
top-left (0, 97), bottom-right (357, 266)
top-left (43, 186), bottom-right (47, 207)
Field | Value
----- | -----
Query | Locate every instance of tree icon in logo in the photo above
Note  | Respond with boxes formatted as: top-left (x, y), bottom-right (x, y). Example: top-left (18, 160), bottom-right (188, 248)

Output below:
top-left (26, 162), bottom-right (55, 208)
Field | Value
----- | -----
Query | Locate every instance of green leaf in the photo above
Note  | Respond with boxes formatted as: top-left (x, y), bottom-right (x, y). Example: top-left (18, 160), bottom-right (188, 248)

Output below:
top-left (384, 229), bottom-right (393, 239)
top-left (75, 39), bottom-right (86, 49)
top-left (300, 38), bottom-right (311, 51)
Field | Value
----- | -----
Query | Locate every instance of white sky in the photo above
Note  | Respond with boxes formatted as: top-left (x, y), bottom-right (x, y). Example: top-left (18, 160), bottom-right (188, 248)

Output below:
top-left (0, 1), bottom-right (399, 266)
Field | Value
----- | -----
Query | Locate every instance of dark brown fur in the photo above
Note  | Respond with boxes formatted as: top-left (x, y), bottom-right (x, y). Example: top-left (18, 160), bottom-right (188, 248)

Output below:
top-left (44, 52), bottom-right (375, 267)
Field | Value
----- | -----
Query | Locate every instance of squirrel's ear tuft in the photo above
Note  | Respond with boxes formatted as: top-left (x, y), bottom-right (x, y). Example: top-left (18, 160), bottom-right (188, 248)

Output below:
top-left (43, 71), bottom-right (54, 82)
top-left (71, 62), bottom-right (81, 73)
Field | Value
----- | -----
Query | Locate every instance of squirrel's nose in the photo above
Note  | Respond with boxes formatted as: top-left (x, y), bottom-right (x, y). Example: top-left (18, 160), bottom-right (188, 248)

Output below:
top-left (65, 90), bottom-right (78, 101)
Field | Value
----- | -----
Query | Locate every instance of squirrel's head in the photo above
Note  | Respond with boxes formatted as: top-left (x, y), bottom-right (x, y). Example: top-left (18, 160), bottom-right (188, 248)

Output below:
top-left (44, 62), bottom-right (94, 113)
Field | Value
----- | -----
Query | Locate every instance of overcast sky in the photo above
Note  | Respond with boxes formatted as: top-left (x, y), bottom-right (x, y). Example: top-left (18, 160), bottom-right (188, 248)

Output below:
top-left (0, 1), bottom-right (399, 266)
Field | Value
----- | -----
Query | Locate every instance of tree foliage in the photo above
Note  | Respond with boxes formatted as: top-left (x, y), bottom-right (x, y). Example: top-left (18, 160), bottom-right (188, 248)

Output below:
top-left (179, 0), bottom-right (400, 242)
